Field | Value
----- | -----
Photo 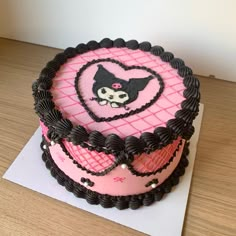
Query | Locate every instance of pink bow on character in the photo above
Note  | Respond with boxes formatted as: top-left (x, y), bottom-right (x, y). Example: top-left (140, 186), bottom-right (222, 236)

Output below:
top-left (112, 83), bottom-right (122, 89)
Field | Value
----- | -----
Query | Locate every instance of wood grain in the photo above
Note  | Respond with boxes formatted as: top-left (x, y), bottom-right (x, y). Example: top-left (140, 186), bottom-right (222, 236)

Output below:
top-left (0, 38), bottom-right (235, 236)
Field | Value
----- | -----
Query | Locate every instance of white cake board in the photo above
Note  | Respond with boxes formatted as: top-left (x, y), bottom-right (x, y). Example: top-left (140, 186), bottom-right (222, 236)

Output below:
top-left (3, 104), bottom-right (204, 236)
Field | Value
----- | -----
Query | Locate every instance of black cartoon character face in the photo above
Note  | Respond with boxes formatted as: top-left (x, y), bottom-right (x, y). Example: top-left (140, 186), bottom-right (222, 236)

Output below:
top-left (92, 64), bottom-right (153, 109)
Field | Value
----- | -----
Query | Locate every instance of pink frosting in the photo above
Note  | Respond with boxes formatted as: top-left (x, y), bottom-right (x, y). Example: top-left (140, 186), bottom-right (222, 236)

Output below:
top-left (49, 139), bottom-right (185, 196)
top-left (51, 47), bottom-right (185, 138)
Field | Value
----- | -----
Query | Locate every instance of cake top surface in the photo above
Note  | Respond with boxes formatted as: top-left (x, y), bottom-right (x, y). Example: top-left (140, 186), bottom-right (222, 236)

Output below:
top-left (33, 38), bottom-right (200, 152)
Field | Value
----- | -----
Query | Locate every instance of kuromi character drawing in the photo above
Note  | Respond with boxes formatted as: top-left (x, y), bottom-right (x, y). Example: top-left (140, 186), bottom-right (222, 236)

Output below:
top-left (91, 64), bottom-right (153, 110)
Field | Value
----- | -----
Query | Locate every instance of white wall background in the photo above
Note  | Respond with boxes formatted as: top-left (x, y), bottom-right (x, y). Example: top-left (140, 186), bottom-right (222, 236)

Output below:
top-left (0, 0), bottom-right (235, 82)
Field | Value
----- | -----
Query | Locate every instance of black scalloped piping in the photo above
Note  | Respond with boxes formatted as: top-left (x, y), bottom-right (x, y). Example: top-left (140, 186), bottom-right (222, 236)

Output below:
top-left (150, 46), bottom-right (164, 56)
top-left (41, 139), bottom-right (189, 210)
top-left (145, 178), bottom-right (159, 187)
top-left (43, 136), bottom-right (183, 177)
top-left (160, 52), bottom-right (174, 62)
top-left (33, 37), bottom-right (200, 156)
top-left (126, 40), bottom-right (139, 50)
top-left (81, 177), bottom-right (94, 187)
top-left (87, 40), bottom-right (100, 50)
top-left (113, 38), bottom-right (126, 48)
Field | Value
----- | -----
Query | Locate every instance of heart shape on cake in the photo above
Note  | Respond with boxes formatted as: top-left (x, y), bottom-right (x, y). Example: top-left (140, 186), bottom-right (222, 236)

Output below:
top-left (75, 58), bottom-right (164, 122)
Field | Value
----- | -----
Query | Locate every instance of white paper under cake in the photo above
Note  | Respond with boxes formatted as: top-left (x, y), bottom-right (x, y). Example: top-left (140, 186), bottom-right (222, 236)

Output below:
top-left (3, 105), bottom-right (204, 236)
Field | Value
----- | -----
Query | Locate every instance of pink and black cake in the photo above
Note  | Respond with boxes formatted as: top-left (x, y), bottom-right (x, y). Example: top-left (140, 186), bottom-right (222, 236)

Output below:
top-left (32, 38), bottom-right (200, 209)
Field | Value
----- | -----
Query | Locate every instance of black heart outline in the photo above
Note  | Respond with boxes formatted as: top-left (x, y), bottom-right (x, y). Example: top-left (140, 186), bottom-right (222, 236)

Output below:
top-left (75, 58), bottom-right (164, 122)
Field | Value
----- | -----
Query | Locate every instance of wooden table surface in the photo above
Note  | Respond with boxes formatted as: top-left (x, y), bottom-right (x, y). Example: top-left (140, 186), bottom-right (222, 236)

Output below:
top-left (0, 38), bottom-right (235, 236)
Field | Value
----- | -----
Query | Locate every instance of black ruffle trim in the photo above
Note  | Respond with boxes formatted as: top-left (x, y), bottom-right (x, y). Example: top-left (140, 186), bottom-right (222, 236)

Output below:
top-left (33, 38), bottom-right (200, 156)
top-left (41, 139), bottom-right (189, 210)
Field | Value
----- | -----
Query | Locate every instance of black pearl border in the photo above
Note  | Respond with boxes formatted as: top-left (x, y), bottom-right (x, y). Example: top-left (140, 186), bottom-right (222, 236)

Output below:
top-left (33, 38), bottom-right (200, 156)
top-left (41, 139), bottom-right (190, 210)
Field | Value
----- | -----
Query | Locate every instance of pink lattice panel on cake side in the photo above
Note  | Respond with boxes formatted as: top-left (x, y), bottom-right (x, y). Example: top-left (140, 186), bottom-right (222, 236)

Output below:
top-left (51, 47), bottom-right (186, 138)
top-left (131, 137), bottom-right (182, 173)
top-left (62, 140), bottom-right (116, 172)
